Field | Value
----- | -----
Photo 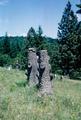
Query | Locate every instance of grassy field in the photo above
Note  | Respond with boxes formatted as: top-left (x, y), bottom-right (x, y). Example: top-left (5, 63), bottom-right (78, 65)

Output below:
top-left (0, 67), bottom-right (81, 120)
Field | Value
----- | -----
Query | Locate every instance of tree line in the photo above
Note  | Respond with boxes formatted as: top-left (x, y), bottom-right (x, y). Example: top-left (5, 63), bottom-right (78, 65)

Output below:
top-left (0, 27), bottom-right (58, 71)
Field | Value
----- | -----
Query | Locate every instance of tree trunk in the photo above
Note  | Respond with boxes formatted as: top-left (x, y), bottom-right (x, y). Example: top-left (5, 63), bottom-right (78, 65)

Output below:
top-left (27, 48), bottom-right (39, 86)
top-left (39, 50), bottom-right (53, 95)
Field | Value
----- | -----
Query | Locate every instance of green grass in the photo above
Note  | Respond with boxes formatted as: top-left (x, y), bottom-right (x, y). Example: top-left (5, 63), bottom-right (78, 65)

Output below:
top-left (0, 67), bottom-right (81, 120)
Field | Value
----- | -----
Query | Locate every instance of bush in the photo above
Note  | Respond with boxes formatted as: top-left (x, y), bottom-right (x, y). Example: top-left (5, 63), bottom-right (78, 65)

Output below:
top-left (70, 70), bottom-right (81, 80)
top-left (0, 54), bottom-right (12, 66)
top-left (12, 53), bottom-right (27, 70)
top-left (55, 69), bottom-right (63, 75)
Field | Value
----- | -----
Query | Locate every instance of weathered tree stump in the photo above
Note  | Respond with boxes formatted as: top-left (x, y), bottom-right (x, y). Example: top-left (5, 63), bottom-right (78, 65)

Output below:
top-left (27, 48), bottom-right (39, 86)
top-left (39, 50), bottom-right (53, 95)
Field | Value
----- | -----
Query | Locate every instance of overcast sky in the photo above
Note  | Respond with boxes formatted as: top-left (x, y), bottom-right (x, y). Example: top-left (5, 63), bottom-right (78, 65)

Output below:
top-left (0, 0), bottom-right (80, 38)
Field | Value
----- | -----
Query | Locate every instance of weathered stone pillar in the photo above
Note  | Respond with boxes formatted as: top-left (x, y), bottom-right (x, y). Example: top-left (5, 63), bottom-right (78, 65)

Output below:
top-left (27, 48), bottom-right (39, 86)
top-left (39, 50), bottom-right (53, 95)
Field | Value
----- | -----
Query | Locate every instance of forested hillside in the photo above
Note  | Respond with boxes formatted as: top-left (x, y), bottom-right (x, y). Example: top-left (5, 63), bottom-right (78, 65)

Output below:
top-left (0, 34), bottom-right (58, 71)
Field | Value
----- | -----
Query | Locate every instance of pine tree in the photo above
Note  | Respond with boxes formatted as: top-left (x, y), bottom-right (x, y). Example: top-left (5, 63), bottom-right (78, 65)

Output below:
top-left (76, 22), bottom-right (81, 68)
top-left (21, 27), bottom-right (36, 69)
top-left (10, 41), bottom-right (18, 58)
top-left (3, 32), bottom-right (11, 55)
top-left (27, 27), bottom-right (36, 48)
top-left (35, 26), bottom-right (45, 50)
top-left (76, 0), bottom-right (81, 14)
top-left (58, 1), bottom-right (79, 75)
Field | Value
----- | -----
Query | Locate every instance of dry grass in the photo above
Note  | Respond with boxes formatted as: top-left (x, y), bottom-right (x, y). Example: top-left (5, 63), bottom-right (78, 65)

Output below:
top-left (0, 67), bottom-right (81, 120)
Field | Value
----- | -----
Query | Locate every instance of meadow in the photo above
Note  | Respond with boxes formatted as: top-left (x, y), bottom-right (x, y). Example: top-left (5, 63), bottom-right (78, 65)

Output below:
top-left (0, 67), bottom-right (81, 120)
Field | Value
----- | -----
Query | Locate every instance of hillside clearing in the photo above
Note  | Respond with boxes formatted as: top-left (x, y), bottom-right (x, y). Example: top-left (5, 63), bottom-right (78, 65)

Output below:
top-left (0, 67), bottom-right (81, 120)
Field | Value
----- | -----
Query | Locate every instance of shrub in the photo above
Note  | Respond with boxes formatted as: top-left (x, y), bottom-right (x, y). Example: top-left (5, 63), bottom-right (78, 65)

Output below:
top-left (0, 54), bottom-right (12, 66)
top-left (70, 70), bottom-right (81, 80)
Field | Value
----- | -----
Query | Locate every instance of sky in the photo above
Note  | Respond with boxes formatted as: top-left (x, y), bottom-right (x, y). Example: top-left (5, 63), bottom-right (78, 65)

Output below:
top-left (0, 0), bottom-right (80, 38)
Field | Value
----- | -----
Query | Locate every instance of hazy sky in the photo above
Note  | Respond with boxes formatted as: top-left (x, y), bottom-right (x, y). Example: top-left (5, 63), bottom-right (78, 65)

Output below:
top-left (0, 0), bottom-right (80, 38)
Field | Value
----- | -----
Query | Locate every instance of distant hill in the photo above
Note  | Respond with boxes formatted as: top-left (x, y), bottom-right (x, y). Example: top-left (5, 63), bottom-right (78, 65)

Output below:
top-left (0, 36), bottom-right (58, 44)
top-left (46, 37), bottom-right (58, 43)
